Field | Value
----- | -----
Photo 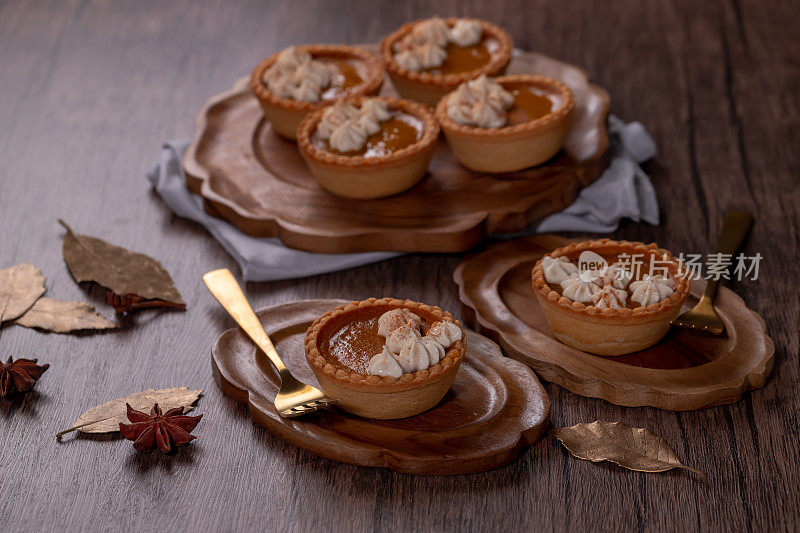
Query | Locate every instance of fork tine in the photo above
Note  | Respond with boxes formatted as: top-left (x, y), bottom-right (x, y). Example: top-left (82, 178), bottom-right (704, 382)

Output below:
top-left (281, 402), bottom-right (331, 418)
top-left (204, 269), bottom-right (339, 418)
top-left (309, 398), bottom-right (336, 407)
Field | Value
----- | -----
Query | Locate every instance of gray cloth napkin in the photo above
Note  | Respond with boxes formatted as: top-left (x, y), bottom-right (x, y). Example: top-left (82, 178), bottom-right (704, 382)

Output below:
top-left (147, 115), bottom-right (658, 281)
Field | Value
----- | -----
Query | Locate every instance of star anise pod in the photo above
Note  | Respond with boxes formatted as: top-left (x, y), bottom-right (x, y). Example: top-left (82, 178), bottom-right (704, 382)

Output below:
top-left (119, 403), bottom-right (202, 453)
top-left (0, 357), bottom-right (49, 398)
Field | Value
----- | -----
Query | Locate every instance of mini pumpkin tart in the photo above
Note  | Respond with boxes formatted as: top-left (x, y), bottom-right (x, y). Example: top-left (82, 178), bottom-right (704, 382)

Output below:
top-left (531, 239), bottom-right (691, 356)
top-left (435, 74), bottom-right (575, 173)
top-left (305, 297), bottom-right (466, 419)
top-left (380, 17), bottom-right (513, 106)
top-left (250, 45), bottom-right (383, 140)
top-left (296, 96), bottom-right (439, 199)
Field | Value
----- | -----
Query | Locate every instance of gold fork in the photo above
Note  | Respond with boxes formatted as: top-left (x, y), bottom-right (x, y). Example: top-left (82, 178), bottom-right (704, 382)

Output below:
top-left (672, 210), bottom-right (753, 336)
top-left (203, 268), bottom-right (336, 418)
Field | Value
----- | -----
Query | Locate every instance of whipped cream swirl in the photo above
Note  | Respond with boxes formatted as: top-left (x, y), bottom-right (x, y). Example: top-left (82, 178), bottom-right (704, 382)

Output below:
top-left (449, 20), bottom-right (483, 47)
top-left (366, 309), bottom-right (462, 376)
top-left (316, 98), bottom-right (392, 153)
top-left (594, 263), bottom-right (633, 290)
top-left (592, 285), bottom-right (628, 309)
top-left (629, 275), bottom-right (675, 308)
top-left (377, 308), bottom-right (422, 337)
top-left (385, 322), bottom-right (422, 354)
top-left (446, 75), bottom-right (515, 128)
top-left (543, 254), bottom-right (676, 309)
top-left (262, 46), bottom-right (331, 102)
top-left (392, 17), bottom-right (484, 71)
top-left (542, 256), bottom-right (579, 284)
top-left (366, 346), bottom-right (403, 378)
top-left (561, 272), bottom-right (600, 303)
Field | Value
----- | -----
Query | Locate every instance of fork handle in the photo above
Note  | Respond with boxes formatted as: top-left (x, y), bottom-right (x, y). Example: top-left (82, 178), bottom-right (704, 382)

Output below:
top-left (702, 210), bottom-right (753, 301)
top-left (203, 268), bottom-right (287, 373)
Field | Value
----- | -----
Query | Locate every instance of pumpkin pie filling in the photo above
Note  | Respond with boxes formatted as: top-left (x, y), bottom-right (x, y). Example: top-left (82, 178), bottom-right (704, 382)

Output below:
top-left (251, 45), bottom-right (383, 141)
top-left (389, 17), bottom-right (506, 77)
top-left (319, 58), bottom-right (366, 100)
top-left (312, 112), bottom-right (424, 157)
top-left (421, 39), bottom-right (500, 76)
top-left (380, 18), bottom-right (513, 107)
top-left (305, 298), bottom-right (467, 419)
top-left (507, 86), bottom-right (558, 125)
top-left (322, 310), bottom-right (385, 374)
top-left (320, 308), bottom-right (461, 375)
top-left (262, 48), bottom-right (368, 103)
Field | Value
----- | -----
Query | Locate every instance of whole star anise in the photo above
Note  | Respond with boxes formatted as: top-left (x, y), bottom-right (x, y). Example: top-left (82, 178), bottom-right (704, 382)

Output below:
top-left (0, 357), bottom-right (49, 397)
top-left (119, 403), bottom-right (202, 453)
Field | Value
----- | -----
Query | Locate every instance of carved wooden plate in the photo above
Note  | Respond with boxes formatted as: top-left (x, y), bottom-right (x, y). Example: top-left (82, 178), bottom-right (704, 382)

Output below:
top-left (184, 48), bottom-right (610, 253)
top-left (453, 236), bottom-right (775, 411)
top-left (211, 299), bottom-right (550, 475)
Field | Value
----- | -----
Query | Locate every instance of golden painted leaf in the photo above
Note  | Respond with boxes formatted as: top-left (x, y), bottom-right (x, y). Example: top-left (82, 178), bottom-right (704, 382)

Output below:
top-left (56, 387), bottom-right (203, 438)
top-left (14, 298), bottom-right (118, 333)
top-left (552, 421), bottom-right (704, 477)
top-left (0, 263), bottom-right (46, 323)
top-left (58, 220), bottom-right (185, 312)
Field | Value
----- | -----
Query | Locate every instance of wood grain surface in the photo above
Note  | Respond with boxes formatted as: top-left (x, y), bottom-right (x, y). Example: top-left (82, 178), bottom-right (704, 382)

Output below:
top-left (454, 235), bottom-right (775, 410)
top-left (0, 0), bottom-right (797, 531)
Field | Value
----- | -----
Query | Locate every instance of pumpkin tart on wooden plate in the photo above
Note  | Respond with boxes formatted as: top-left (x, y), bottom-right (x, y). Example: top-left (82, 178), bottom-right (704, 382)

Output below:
top-left (304, 297), bottom-right (466, 419)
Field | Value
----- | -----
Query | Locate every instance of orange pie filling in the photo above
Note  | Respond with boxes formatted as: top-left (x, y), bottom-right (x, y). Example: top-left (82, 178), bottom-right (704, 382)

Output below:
top-left (391, 17), bottom-right (502, 75)
top-left (507, 85), bottom-right (559, 125)
top-left (420, 39), bottom-right (502, 75)
top-left (322, 310), bottom-right (385, 374)
top-left (445, 75), bottom-right (565, 129)
top-left (262, 46), bottom-right (367, 103)
top-left (311, 99), bottom-right (424, 157)
top-left (320, 306), bottom-right (462, 378)
top-left (319, 58), bottom-right (365, 100)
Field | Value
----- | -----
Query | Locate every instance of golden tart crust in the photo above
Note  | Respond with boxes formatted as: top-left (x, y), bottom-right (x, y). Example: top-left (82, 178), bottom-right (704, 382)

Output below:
top-left (380, 18), bottom-right (513, 106)
top-left (250, 45), bottom-right (383, 140)
top-left (296, 96), bottom-right (440, 199)
top-left (436, 75), bottom-right (575, 173)
top-left (531, 239), bottom-right (691, 356)
top-left (305, 297), bottom-right (466, 419)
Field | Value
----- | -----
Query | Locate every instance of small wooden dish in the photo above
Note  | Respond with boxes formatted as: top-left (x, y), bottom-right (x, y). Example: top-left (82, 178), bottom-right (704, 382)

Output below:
top-left (211, 299), bottom-right (550, 475)
top-left (453, 235), bottom-right (775, 411)
top-left (183, 48), bottom-right (610, 254)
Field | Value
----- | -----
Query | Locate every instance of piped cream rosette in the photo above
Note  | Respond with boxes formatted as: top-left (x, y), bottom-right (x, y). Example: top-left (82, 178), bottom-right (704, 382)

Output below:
top-left (367, 308), bottom-right (463, 378)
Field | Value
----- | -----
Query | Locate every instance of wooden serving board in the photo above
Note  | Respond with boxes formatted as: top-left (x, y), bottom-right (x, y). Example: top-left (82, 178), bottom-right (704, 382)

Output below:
top-left (184, 49), bottom-right (611, 253)
top-left (211, 299), bottom-right (550, 475)
top-left (453, 235), bottom-right (775, 411)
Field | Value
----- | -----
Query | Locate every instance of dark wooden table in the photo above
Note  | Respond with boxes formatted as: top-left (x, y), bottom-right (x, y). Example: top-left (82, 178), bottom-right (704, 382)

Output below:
top-left (1, 1), bottom-right (798, 531)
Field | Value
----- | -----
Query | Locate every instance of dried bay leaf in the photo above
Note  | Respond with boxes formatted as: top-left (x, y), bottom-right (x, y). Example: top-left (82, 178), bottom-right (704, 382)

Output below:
top-left (14, 297), bottom-right (118, 333)
top-left (56, 387), bottom-right (203, 438)
top-left (58, 220), bottom-right (185, 312)
top-left (0, 263), bottom-right (46, 323)
top-left (552, 421), bottom-right (704, 477)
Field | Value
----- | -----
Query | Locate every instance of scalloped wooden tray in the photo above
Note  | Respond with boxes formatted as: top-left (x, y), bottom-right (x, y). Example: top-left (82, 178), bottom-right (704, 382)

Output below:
top-left (453, 235), bottom-right (775, 411)
top-left (211, 299), bottom-right (550, 474)
top-left (184, 48), bottom-right (610, 253)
